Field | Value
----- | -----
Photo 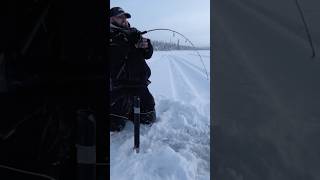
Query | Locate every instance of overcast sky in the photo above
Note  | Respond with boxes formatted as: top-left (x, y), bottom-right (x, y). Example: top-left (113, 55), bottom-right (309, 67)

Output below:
top-left (110, 0), bottom-right (210, 47)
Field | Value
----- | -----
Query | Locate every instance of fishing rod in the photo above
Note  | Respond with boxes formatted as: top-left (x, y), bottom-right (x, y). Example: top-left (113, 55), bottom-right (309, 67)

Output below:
top-left (141, 28), bottom-right (209, 80)
top-left (110, 25), bottom-right (209, 80)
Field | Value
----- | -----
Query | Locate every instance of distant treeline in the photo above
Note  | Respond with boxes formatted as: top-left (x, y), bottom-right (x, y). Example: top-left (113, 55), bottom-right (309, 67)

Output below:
top-left (151, 40), bottom-right (209, 51)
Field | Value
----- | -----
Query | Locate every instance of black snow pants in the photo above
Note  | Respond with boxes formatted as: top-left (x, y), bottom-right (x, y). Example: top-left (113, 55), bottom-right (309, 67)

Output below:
top-left (109, 87), bottom-right (156, 131)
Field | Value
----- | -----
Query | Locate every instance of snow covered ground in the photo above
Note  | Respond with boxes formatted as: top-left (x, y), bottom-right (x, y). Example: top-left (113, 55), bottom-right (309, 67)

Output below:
top-left (110, 50), bottom-right (210, 180)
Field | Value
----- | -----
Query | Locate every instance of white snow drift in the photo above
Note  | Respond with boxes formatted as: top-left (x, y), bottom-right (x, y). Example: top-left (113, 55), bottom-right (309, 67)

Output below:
top-left (110, 50), bottom-right (210, 180)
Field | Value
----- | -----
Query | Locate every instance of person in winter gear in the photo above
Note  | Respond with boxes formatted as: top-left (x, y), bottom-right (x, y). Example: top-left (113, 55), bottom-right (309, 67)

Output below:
top-left (109, 7), bottom-right (156, 131)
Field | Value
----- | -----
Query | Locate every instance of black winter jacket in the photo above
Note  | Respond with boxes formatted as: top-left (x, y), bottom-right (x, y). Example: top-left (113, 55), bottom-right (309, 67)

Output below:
top-left (109, 24), bottom-right (153, 90)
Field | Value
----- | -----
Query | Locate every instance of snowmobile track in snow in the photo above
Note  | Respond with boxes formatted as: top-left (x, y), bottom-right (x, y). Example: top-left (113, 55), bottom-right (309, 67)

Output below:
top-left (168, 54), bottom-right (209, 80)
top-left (167, 55), bottom-right (202, 101)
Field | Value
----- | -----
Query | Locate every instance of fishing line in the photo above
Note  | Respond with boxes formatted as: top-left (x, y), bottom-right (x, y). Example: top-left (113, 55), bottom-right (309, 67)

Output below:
top-left (141, 28), bottom-right (209, 80)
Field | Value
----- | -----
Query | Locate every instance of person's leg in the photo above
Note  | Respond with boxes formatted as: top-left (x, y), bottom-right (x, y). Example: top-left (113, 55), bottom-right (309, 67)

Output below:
top-left (109, 114), bottom-right (127, 131)
top-left (109, 90), bottom-right (132, 131)
top-left (138, 87), bottom-right (156, 124)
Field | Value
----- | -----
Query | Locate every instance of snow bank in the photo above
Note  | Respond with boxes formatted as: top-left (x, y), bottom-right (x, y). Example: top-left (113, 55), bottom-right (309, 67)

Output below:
top-left (111, 50), bottom-right (210, 180)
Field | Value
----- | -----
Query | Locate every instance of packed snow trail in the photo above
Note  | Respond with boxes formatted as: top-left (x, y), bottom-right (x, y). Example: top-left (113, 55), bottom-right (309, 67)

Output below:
top-left (110, 50), bottom-right (210, 180)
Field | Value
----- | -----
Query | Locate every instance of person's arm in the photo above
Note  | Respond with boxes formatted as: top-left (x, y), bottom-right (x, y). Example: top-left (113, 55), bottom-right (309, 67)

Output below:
top-left (136, 38), bottom-right (153, 59)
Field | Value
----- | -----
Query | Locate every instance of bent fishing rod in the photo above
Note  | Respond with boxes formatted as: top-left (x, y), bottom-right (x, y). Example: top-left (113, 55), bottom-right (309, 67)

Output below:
top-left (111, 25), bottom-right (209, 80)
top-left (140, 28), bottom-right (209, 80)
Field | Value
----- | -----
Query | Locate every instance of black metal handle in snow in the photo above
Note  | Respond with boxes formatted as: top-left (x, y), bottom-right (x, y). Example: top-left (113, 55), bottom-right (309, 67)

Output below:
top-left (140, 28), bottom-right (209, 80)
top-left (133, 96), bottom-right (140, 153)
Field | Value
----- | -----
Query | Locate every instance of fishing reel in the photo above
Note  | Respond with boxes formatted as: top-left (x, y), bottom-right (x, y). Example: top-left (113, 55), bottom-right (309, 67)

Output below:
top-left (126, 28), bottom-right (143, 45)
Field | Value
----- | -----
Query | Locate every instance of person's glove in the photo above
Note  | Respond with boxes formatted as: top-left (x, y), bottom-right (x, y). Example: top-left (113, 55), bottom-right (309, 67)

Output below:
top-left (135, 38), bottom-right (150, 49)
top-left (126, 28), bottom-right (142, 45)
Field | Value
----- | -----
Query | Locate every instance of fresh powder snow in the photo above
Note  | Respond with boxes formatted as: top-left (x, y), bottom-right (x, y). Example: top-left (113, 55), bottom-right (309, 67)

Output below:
top-left (110, 50), bottom-right (210, 180)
